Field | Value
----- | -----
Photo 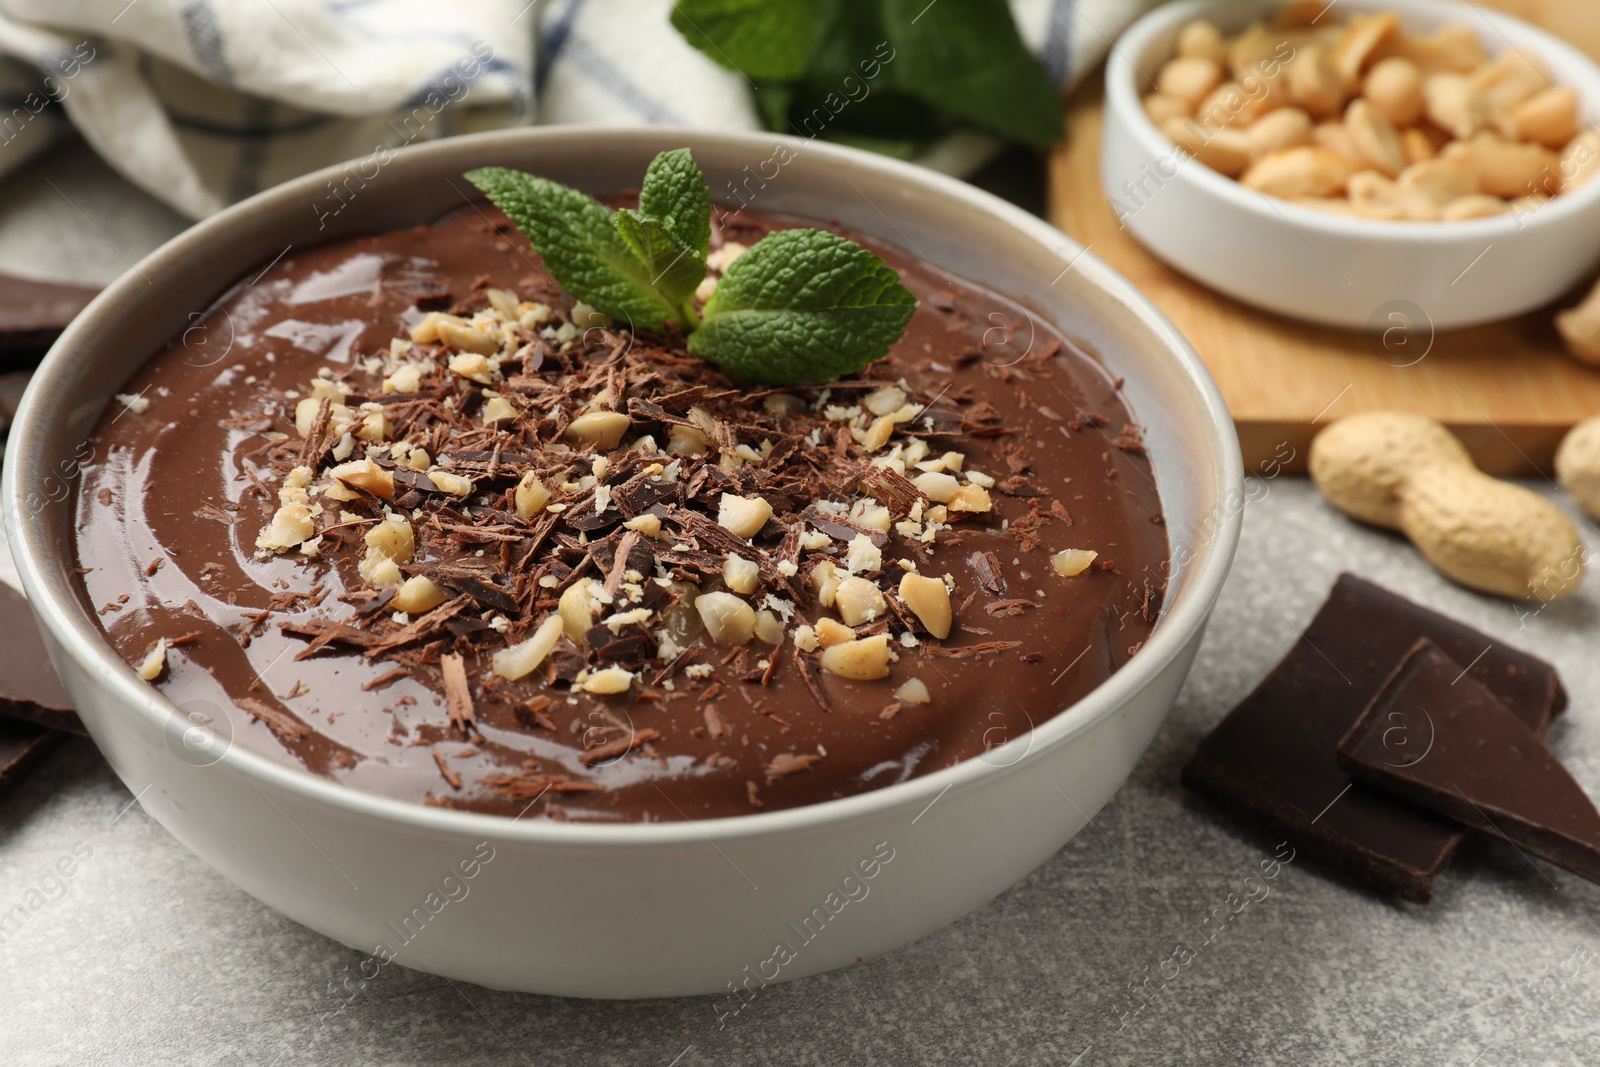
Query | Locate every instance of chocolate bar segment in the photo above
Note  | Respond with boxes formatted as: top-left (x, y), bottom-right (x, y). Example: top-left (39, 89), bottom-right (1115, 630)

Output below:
top-left (1339, 640), bottom-right (1600, 887)
top-left (0, 555), bottom-right (81, 736)
top-left (1183, 574), bottom-right (1565, 903)
top-left (0, 717), bottom-right (63, 794)
top-left (0, 274), bottom-right (99, 360)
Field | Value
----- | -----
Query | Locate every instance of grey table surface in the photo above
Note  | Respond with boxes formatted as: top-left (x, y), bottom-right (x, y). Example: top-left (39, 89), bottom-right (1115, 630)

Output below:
top-left (4, 140), bottom-right (1600, 1067)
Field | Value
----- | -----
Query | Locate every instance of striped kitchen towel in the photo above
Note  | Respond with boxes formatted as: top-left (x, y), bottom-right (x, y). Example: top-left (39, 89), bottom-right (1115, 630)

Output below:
top-left (0, 0), bottom-right (1153, 221)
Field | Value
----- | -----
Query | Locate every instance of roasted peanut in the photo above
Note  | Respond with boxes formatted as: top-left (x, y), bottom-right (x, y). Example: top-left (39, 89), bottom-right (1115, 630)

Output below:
top-left (1347, 170), bottom-right (1438, 220)
top-left (819, 634), bottom-right (893, 681)
top-left (1396, 158), bottom-right (1478, 205)
top-left (897, 573), bottom-right (952, 638)
top-left (1158, 56), bottom-right (1223, 107)
top-left (564, 411), bottom-right (631, 450)
top-left (1439, 194), bottom-right (1509, 220)
top-left (1375, 23), bottom-right (1485, 74)
top-left (834, 576), bottom-right (887, 626)
top-left (1509, 86), bottom-right (1579, 150)
top-left (1424, 73), bottom-right (1489, 139)
top-left (1177, 19), bottom-right (1227, 65)
top-left (1244, 108), bottom-right (1313, 156)
top-left (1555, 413), bottom-right (1600, 517)
top-left (1561, 129), bottom-right (1600, 192)
top-left (1363, 56), bottom-right (1424, 126)
top-left (557, 578), bottom-right (603, 640)
top-left (813, 617), bottom-right (854, 648)
top-left (1195, 82), bottom-right (1268, 131)
top-left (1331, 12), bottom-right (1400, 86)
top-left (329, 459), bottom-right (395, 499)
top-left (717, 492), bottom-right (773, 539)
top-left (1470, 50), bottom-right (1550, 110)
top-left (1400, 127), bottom-right (1436, 165)
top-left (1556, 276), bottom-right (1600, 365)
top-left (1312, 122), bottom-right (1362, 164)
top-left (1311, 412), bottom-right (1583, 600)
top-left (1144, 91), bottom-right (1194, 126)
top-left (1288, 43), bottom-right (1349, 120)
top-left (1050, 549), bottom-right (1098, 577)
top-left (1346, 99), bottom-right (1406, 177)
top-left (392, 575), bottom-right (449, 615)
top-left (1160, 117), bottom-right (1254, 177)
top-left (1440, 137), bottom-right (1556, 199)
top-left (514, 471), bottom-right (550, 519)
top-left (1242, 146), bottom-right (1357, 198)
top-left (695, 591), bottom-right (756, 646)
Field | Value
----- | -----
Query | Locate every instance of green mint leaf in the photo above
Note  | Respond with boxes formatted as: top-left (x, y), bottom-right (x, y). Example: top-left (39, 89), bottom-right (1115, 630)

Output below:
top-left (637, 148), bottom-right (711, 260)
top-left (614, 209), bottom-right (705, 308)
top-left (464, 167), bottom-right (676, 329)
top-left (880, 0), bottom-right (1063, 149)
top-left (690, 228), bottom-right (916, 386)
top-left (671, 0), bottom-right (820, 82)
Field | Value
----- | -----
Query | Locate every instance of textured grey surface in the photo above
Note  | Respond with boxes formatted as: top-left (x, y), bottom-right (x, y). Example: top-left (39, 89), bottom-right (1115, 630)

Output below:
top-left (4, 142), bottom-right (1600, 1067)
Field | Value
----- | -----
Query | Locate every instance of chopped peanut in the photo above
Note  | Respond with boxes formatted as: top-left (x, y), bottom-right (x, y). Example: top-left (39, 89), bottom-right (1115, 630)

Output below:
top-left (820, 634), bottom-right (893, 681)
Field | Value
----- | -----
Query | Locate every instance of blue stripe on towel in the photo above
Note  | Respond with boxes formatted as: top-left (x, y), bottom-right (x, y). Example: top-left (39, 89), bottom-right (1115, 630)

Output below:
top-left (1042, 0), bottom-right (1073, 87)
top-left (536, 0), bottom-right (587, 92)
top-left (179, 0), bottom-right (235, 87)
top-left (562, 34), bottom-right (685, 124)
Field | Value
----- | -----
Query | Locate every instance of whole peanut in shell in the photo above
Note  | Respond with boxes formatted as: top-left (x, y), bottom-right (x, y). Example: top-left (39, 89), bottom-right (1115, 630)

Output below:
top-left (1310, 412), bottom-right (1584, 600)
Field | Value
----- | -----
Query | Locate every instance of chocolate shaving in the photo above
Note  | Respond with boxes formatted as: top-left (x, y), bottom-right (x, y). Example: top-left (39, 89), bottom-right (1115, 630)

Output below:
top-left (578, 727), bottom-right (662, 766)
top-left (280, 620), bottom-right (380, 658)
top-left (969, 550), bottom-right (1006, 595)
top-left (362, 595), bottom-right (471, 657)
top-left (361, 668), bottom-right (410, 691)
top-left (766, 752), bottom-right (821, 781)
top-left (854, 464), bottom-right (926, 519)
top-left (796, 655), bottom-right (830, 712)
top-left (432, 748), bottom-right (462, 790)
top-left (798, 506), bottom-right (889, 549)
top-left (704, 706), bottom-right (729, 738)
top-left (428, 567), bottom-right (519, 615)
top-left (480, 769), bottom-right (605, 800)
top-left (235, 696), bottom-right (311, 744)
top-left (440, 652), bottom-right (476, 733)
top-left (925, 640), bottom-right (1024, 659)
top-left (516, 696), bottom-right (557, 731)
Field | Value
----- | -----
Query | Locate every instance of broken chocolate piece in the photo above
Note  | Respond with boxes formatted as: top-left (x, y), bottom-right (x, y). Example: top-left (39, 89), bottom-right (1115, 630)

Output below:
top-left (1183, 574), bottom-right (1565, 903)
top-left (1338, 640), bottom-right (1600, 887)
top-left (0, 718), bottom-right (62, 794)
top-left (0, 274), bottom-right (100, 358)
top-left (0, 583), bottom-right (83, 735)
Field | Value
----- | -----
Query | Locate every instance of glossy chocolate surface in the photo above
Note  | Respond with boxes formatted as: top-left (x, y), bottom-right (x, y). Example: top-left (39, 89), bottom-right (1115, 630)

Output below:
top-left (74, 204), bottom-right (1167, 821)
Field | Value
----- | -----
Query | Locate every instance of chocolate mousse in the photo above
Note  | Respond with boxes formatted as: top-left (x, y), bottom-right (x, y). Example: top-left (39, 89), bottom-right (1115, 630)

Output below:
top-left (73, 198), bottom-right (1167, 821)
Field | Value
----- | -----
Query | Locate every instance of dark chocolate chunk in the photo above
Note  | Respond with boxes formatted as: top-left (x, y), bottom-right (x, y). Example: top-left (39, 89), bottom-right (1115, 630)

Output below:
top-left (0, 274), bottom-right (100, 358)
top-left (1183, 574), bottom-right (1564, 903)
top-left (1338, 640), bottom-right (1600, 887)
top-left (0, 583), bottom-right (83, 734)
top-left (0, 718), bottom-right (62, 793)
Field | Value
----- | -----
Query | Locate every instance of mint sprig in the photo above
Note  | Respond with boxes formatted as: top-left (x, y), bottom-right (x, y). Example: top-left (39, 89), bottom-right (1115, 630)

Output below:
top-left (464, 167), bottom-right (680, 328)
top-left (691, 229), bottom-right (915, 386)
top-left (465, 149), bottom-right (915, 386)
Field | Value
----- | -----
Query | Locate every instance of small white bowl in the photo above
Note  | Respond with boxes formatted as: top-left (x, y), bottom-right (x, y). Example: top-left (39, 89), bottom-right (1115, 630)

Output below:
top-left (1103, 0), bottom-right (1600, 330)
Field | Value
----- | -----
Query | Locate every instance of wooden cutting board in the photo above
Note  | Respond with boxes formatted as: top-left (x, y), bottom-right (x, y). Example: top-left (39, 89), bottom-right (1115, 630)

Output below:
top-left (1045, 0), bottom-right (1600, 476)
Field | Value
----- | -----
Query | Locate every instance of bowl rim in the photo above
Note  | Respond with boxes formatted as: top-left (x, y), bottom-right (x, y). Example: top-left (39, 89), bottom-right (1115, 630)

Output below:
top-left (5, 125), bottom-right (1242, 849)
top-left (1106, 0), bottom-right (1600, 240)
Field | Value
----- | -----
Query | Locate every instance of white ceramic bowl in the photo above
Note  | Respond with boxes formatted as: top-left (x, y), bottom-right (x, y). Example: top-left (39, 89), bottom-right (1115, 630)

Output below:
top-left (4, 127), bottom-right (1241, 998)
top-left (1104, 0), bottom-right (1600, 329)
